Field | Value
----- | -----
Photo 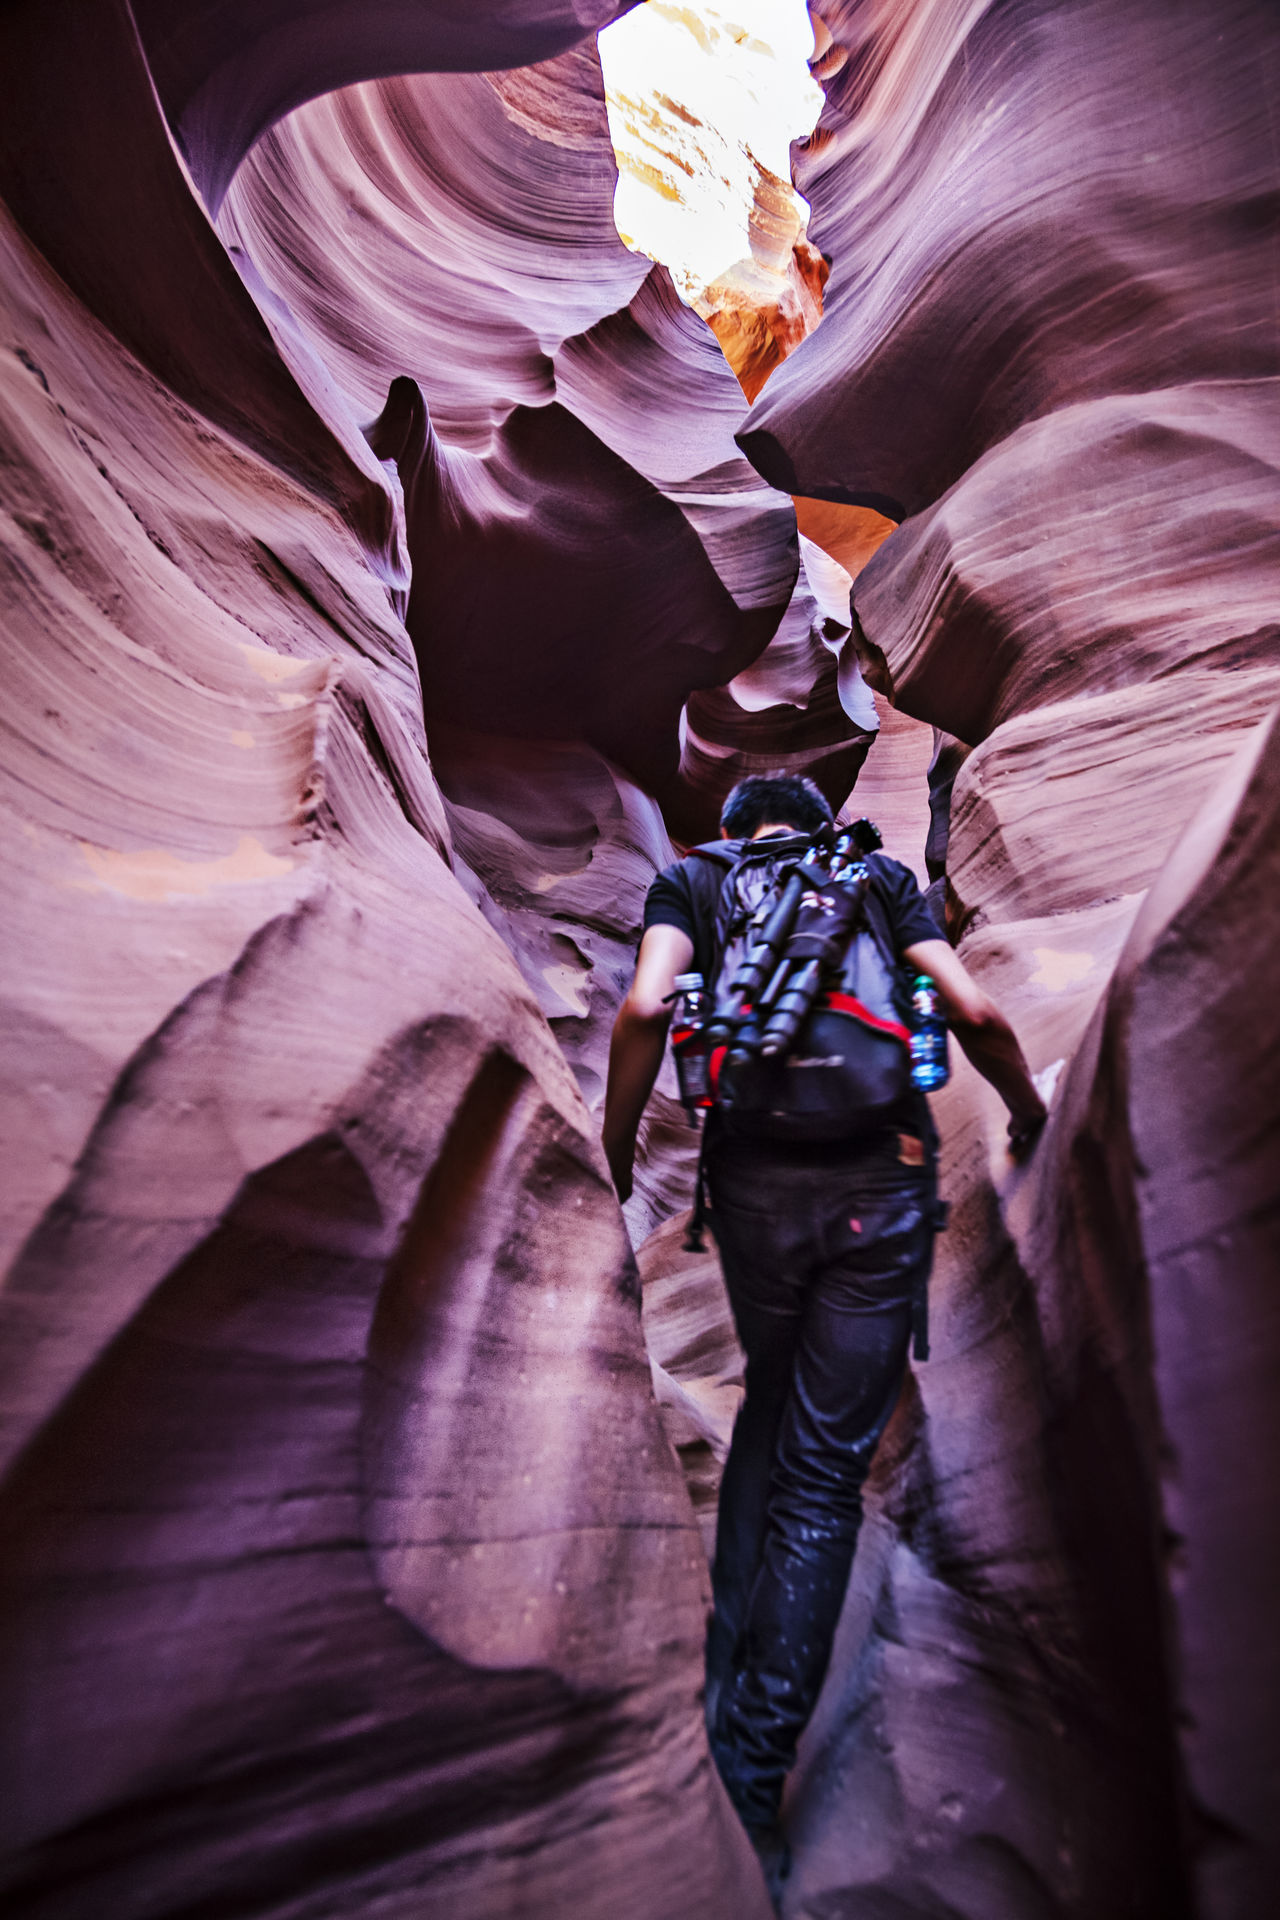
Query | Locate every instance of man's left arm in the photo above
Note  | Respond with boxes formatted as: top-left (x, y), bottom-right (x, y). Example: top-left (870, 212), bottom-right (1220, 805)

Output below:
top-left (903, 937), bottom-right (1048, 1154)
top-left (602, 923), bottom-right (694, 1202)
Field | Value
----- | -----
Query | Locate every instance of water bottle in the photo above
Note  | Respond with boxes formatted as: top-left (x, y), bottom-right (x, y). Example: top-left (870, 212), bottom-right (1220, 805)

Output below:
top-left (672, 971), bottom-right (712, 1114)
top-left (909, 973), bottom-right (950, 1091)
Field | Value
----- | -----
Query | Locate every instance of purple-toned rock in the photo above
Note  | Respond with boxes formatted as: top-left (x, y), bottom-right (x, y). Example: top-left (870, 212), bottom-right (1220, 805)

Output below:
top-left (4, 0), bottom-right (1279, 1914)
top-left (730, 3), bottom-right (1280, 1914)
top-left (0, 4), bottom-right (772, 1915)
top-left (131, 0), bottom-right (638, 209)
top-left (744, 0), bottom-right (1280, 516)
top-left (221, 55), bottom-right (799, 830)
top-left (853, 382), bottom-right (1280, 746)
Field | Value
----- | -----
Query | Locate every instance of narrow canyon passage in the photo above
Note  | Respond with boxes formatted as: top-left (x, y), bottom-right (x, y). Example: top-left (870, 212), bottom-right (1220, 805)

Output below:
top-left (0, 4), bottom-right (1277, 1919)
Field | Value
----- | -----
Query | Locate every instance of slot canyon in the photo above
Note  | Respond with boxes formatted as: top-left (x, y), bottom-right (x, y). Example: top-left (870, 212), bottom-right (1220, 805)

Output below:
top-left (1, 0), bottom-right (1277, 1914)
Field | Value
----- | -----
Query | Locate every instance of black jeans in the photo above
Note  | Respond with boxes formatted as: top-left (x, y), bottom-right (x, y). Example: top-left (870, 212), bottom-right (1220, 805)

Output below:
top-left (705, 1129), bottom-right (934, 1829)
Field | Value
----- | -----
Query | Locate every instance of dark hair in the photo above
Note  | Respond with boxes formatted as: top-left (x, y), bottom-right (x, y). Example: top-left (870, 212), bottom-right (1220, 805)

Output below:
top-left (720, 773), bottom-right (834, 840)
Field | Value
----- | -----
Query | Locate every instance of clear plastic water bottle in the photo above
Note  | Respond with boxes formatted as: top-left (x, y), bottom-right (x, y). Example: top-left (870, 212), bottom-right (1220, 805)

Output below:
top-left (909, 973), bottom-right (950, 1091)
top-left (672, 971), bottom-right (712, 1114)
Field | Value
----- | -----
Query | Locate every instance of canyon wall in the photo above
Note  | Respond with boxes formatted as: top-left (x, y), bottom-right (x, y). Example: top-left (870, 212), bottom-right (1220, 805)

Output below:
top-left (737, 2), bottom-right (1279, 1914)
top-left (0, 2), bottom-right (773, 1915)
top-left (216, 49), bottom-right (874, 840)
top-left (0, 0), bottom-right (1276, 1916)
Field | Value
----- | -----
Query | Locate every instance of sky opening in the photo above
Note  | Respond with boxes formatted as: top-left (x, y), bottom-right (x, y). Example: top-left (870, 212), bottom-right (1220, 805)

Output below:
top-left (598, 0), bottom-right (824, 303)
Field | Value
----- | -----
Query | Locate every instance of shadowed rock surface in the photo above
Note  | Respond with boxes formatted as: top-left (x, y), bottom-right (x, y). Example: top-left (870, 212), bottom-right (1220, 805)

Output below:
top-left (1, 0), bottom-right (1277, 1915)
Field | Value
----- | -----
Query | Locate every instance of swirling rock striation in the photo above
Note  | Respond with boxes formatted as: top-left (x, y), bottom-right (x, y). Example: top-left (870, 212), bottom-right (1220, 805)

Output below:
top-left (854, 380), bottom-right (1280, 745)
top-left (731, 2), bottom-right (1280, 1915)
top-left (5, 0), bottom-right (1278, 1915)
top-left (0, 2), bottom-right (772, 1915)
top-left (744, 0), bottom-right (1280, 516)
top-left (131, 0), bottom-right (639, 211)
top-left (221, 54), bottom-right (803, 832)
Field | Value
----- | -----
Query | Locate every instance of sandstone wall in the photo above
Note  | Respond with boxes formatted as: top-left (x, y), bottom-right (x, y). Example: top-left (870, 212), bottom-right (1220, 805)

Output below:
top-left (2, 0), bottom-right (1277, 1914)
top-left (215, 43), bottom-right (889, 842)
top-left (731, 3), bottom-right (1280, 1913)
top-left (0, 1), bottom-right (772, 1913)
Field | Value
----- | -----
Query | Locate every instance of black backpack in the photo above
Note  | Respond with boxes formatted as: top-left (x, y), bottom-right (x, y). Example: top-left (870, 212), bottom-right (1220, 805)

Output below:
top-left (686, 831), bottom-right (915, 1143)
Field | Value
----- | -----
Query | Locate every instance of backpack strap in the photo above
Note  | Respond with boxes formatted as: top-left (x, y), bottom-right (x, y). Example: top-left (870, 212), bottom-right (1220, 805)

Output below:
top-left (859, 852), bottom-right (910, 978)
top-left (673, 842), bottom-right (740, 984)
top-left (683, 834), bottom-right (813, 876)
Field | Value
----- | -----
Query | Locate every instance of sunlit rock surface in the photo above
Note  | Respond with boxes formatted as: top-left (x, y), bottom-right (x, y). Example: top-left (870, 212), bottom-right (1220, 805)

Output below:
top-left (736, 2), bottom-right (1280, 1914)
top-left (599, 0), bottom-right (822, 302)
top-left (699, 234), bottom-right (828, 405)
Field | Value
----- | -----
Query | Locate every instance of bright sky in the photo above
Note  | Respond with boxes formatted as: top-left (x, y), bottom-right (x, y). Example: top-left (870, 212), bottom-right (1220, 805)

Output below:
top-left (598, 0), bottom-right (823, 301)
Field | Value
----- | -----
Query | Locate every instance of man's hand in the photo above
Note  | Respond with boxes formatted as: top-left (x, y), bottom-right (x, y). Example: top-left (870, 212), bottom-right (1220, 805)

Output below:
top-left (605, 1132), bottom-right (636, 1204)
top-left (602, 923), bottom-right (694, 1205)
top-left (1006, 1109), bottom-right (1047, 1160)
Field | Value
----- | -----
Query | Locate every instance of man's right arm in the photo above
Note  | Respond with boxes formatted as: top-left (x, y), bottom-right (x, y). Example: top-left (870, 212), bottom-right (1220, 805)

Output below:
top-left (903, 936), bottom-right (1048, 1154)
top-left (602, 923), bottom-right (695, 1202)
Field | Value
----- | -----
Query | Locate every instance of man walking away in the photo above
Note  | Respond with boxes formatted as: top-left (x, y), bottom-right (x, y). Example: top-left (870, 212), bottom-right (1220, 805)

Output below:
top-left (603, 774), bottom-right (1046, 1901)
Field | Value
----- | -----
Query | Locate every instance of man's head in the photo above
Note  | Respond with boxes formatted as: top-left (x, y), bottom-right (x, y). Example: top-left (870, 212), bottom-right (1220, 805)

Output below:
top-left (720, 773), bottom-right (834, 841)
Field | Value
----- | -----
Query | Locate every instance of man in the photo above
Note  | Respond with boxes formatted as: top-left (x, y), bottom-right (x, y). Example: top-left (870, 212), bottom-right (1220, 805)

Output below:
top-left (603, 774), bottom-right (1046, 1890)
